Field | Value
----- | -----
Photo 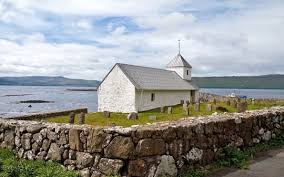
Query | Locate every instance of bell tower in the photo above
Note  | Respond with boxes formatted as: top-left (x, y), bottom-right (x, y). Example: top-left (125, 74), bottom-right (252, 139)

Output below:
top-left (166, 40), bottom-right (192, 81)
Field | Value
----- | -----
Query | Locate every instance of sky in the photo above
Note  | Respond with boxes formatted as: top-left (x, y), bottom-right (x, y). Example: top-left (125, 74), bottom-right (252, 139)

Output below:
top-left (0, 0), bottom-right (283, 80)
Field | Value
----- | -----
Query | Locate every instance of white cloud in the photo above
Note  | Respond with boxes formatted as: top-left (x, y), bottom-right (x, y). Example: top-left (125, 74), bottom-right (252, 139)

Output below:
top-left (73, 19), bottom-right (92, 30)
top-left (0, 0), bottom-right (284, 79)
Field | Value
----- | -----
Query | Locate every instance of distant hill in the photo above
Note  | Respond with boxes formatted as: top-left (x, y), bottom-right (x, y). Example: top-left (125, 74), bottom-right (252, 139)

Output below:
top-left (0, 76), bottom-right (100, 87)
top-left (1, 75), bottom-right (283, 89)
top-left (192, 74), bottom-right (284, 89)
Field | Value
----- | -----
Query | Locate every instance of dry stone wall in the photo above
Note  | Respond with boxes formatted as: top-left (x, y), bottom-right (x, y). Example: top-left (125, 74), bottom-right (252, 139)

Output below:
top-left (1, 107), bottom-right (284, 177)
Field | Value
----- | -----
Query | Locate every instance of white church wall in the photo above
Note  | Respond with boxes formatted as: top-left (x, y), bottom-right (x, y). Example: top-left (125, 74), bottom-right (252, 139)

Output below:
top-left (98, 65), bottom-right (136, 113)
top-left (135, 90), bottom-right (192, 112)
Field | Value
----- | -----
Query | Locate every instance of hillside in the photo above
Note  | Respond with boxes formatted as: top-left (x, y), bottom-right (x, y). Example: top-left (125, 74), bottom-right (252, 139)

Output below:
top-left (0, 75), bottom-right (283, 89)
top-left (192, 74), bottom-right (284, 89)
top-left (0, 76), bottom-right (100, 87)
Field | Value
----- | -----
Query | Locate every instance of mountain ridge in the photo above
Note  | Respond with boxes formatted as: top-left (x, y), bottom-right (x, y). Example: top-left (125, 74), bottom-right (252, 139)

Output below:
top-left (0, 74), bottom-right (283, 89)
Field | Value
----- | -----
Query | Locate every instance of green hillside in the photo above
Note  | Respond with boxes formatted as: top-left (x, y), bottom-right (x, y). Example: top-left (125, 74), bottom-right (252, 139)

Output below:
top-left (192, 74), bottom-right (284, 89)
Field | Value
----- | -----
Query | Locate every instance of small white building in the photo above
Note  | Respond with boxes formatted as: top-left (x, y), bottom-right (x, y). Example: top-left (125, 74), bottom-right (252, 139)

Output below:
top-left (98, 53), bottom-right (199, 113)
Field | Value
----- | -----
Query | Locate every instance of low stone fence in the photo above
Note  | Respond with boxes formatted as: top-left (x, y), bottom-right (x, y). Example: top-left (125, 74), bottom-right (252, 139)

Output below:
top-left (6, 108), bottom-right (88, 120)
top-left (199, 92), bottom-right (236, 103)
top-left (0, 107), bottom-right (284, 177)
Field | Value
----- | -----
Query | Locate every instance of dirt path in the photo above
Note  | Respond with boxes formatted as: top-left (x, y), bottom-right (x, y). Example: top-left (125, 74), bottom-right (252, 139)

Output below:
top-left (208, 147), bottom-right (284, 177)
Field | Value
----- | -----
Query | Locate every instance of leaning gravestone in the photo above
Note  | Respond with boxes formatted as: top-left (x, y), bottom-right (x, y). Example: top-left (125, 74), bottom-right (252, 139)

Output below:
top-left (194, 103), bottom-right (200, 112)
top-left (103, 111), bottom-right (111, 118)
top-left (69, 112), bottom-right (75, 124)
top-left (168, 107), bottom-right (173, 114)
top-left (79, 112), bottom-right (85, 124)
top-left (127, 112), bottom-right (138, 120)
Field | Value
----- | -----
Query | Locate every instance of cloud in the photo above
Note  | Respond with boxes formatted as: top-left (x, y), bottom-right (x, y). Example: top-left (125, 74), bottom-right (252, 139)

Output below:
top-left (0, 0), bottom-right (283, 79)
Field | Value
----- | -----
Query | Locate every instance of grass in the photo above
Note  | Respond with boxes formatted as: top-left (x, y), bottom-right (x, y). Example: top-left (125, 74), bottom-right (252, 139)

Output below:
top-left (46, 100), bottom-right (284, 127)
top-left (0, 149), bottom-right (78, 177)
top-left (180, 131), bottom-right (284, 177)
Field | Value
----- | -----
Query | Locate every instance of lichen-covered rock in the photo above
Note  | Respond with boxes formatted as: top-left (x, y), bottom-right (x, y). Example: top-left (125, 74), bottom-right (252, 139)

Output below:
top-left (26, 125), bottom-right (42, 133)
top-left (42, 139), bottom-right (50, 151)
top-left (87, 129), bottom-right (111, 153)
top-left (3, 129), bottom-right (15, 148)
top-left (154, 155), bottom-right (177, 177)
top-left (262, 131), bottom-right (272, 141)
top-left (104, 136), bottom-right (134, 159)
top-left (21, 133), bottom-right (32, 150)
top-left (186, 148), bottom-right (203, 162)
top-left (47, 143), bottom-right (61, 161)
top-left (97, 158), bottom-right (124, 176)
top-left (76, 152), bottom-right (94, 169)
top-left (136, 139), bottom-right (165, 157)
top-left (69, 129), bottom-right (83, 151)
top-left (79, 168), bottom-right (90, 177)
top-left (128, 159), bottom-right (147, 176)
top-left (58, 131), bottom-right (67, 145)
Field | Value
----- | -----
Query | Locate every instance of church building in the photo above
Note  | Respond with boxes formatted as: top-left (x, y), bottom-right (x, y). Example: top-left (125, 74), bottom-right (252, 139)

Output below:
top-left (98, 52), bottom-right (199, 113)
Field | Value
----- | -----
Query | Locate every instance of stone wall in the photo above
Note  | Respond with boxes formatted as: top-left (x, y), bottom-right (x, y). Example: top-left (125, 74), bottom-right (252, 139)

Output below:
top-left (6, 108), bottom-right (88, 120)
top-left (1, 107), bottom-right (284, 177)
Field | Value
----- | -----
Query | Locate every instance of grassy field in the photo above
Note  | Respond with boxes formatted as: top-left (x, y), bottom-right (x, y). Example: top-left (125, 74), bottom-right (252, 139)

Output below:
top-left (47, 100), bottom-right (284, 127)
top-left (0, 148), bottom-right (78, 177)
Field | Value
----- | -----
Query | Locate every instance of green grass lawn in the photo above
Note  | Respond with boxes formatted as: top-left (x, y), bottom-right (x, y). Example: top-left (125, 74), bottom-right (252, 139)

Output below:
top-left (0, 149), bottom-right (78, 177)
top-left (47, 100), bottom-right (284, 127)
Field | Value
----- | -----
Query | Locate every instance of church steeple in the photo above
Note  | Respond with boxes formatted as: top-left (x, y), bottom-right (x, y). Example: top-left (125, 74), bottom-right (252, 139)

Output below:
top-left (166, 41), bottom-right (192, 81)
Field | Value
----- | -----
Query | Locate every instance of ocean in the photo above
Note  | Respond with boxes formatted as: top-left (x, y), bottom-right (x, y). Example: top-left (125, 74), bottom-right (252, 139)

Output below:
top-left (0, 86), bottom-right (283, 118)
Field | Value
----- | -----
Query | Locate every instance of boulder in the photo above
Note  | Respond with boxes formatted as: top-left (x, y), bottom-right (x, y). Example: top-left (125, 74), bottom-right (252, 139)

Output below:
top-left (136, 139), bottom-right (166, 157)
top-left (76, 152), bottom-right (94, 168)
top-left (21, 133), bottom-right (32, 150)
top-left (154, 155), bottom-right (177, 177)
top-left (128, 159), bottom-right (147, 177)
top-left (47, 143), bottom-right (61, 162)
top-left (97, 158), bottom-right (124, 176)
top-left (186, 148), bottom-right (203, 162)
top-left (87, 129), bottom-right (112, 153)
top-left (104, 136), bottom-right (134, 159)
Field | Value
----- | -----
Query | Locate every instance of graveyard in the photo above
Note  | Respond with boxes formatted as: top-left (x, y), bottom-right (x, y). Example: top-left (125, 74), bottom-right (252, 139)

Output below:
top-left (47, 99), bottom-right (284, 127)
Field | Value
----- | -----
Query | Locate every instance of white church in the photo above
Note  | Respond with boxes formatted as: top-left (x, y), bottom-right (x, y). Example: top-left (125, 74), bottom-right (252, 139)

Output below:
top-left (97, 52), bottom-right (199, 113)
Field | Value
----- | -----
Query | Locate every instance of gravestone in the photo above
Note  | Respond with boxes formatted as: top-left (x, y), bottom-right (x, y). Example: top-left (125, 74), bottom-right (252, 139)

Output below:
top-left (103, 111), bottom-right (111, 118)
top-left (183, 103), bottom-right (188, 111)
top-left (78, 112), bottom-right (85, 124)
top-left (206, 104), bottom-right (212, 112)
top-left (226, 100), bottom-right (231, 106)
top-left (69, 112), bottom-right (75, 124)
top-left (127, 112), bottom-right (138, 120)
top-left (149, 115), bottom-right (157, 121)
top-left (237, 101), bottom-right (248, 113)
top-left (213, 98), bottom-right (217, 105)
top-left (185, 107), bottom-right (190, 116)
top-left (160, 107), bottom-right (165, 113)
top-left (167, 107), bottom-right (173, 114)
top-left (194, 103), bottom-right (200, 112)
top-left (186, 100), bottom-right (190, 106)
top-left (231, 100), bottom-right (237, 108)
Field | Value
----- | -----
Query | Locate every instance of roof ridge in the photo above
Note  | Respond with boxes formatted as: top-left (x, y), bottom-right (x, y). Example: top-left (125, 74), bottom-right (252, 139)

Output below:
top-left (117, 63), bottom-right (176, 73)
